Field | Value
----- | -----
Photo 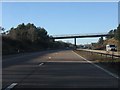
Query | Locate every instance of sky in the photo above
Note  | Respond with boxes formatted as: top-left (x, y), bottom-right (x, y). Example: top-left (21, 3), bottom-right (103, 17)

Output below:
top-left (118, 1), bottom-right (120, 24)
top-left (1, 1), bottom-right (118, 44)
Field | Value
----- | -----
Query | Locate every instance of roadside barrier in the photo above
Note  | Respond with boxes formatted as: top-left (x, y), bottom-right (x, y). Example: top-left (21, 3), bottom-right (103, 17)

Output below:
top-left (77, 49), bottom-right (120, 60)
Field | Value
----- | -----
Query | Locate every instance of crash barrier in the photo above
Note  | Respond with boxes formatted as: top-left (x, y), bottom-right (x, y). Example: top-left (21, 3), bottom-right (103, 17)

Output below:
top-left (77, 49), bottom-right (120, 60)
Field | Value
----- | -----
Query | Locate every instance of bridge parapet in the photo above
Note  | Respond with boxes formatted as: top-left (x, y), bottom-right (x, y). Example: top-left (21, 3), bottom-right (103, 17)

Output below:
top-left (50, 32), bottom-right (112, 39)
top-left (52, 32), bottom-right (108, 37)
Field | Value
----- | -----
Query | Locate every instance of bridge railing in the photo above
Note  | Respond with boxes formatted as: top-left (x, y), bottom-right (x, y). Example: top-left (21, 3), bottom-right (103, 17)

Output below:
top-left (51, 32), bottom-right (109, 38)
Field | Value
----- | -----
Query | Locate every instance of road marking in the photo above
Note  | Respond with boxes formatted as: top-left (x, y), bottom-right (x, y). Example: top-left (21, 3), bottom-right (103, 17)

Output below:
top-left (39, 63), bottom-right (44, 66)
top-left (72, 51), bottom-right (119, 79)
top-left (48, 57), bottom-right (52, 60)
top-left (5, 83), bottom-right (17, 90)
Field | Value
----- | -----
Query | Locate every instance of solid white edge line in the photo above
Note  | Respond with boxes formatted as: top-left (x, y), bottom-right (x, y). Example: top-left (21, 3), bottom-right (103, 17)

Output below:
top-left (72, 51), bottom-right (119, 79)
top-left (5, 83), bottom-right (18, 90)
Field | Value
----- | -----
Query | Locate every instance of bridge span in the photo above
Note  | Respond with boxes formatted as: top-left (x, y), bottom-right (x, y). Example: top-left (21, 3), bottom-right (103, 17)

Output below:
top-left (50, 33), bottom-right (112, 49)
top-left (50, 33), bottom-right (110, 39)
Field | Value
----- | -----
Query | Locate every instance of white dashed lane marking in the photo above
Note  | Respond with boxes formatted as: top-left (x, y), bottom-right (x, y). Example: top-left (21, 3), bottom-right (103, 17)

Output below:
top-left (5, 83), bottom-right (18, 90)
top-left (48, 57), bottom-right (52, 60)
top-left (39, 63), bottom-right (44, 66)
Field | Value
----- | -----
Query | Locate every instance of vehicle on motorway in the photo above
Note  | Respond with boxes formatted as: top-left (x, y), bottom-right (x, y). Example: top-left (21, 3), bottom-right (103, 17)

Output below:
top-left (106, 44), bottom-right (117, 51)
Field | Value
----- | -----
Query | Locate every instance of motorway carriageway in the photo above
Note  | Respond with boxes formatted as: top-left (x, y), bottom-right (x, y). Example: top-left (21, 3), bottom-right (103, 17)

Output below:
top-left (2, 50), bottom-right (119, 89)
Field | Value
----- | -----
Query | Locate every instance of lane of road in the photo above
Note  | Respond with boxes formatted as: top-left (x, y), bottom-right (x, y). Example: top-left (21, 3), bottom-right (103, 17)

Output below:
top-left (2, 50), bottom-right (119, 89)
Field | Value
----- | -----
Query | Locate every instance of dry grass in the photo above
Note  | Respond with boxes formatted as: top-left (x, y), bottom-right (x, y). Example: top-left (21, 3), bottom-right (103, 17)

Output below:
top-left (74, 50), bottom-right (120, 62)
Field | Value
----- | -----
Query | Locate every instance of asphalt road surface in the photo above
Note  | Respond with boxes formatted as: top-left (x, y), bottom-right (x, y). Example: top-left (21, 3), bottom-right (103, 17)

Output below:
top-left (2, 50), bottom-right (119, 89)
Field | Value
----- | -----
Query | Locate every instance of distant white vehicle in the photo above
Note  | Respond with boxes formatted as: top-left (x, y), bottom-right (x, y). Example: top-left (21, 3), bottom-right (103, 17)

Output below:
top-left (106, 44), bottom-right (117, 51)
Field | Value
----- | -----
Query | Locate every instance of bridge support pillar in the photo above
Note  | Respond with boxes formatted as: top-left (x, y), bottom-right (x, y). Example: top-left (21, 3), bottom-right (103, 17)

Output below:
top-left (74, 38), bottom-right (77, 49)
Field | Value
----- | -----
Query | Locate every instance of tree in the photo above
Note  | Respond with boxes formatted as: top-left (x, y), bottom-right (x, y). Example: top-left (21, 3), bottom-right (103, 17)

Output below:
top-left (115, 24), bottom-right (120, 41)
top-left (114, 24), bottom-right (120, 52)
top-left (106, 30), bottom-right (115, 39)
top-left (0, 27), bottom-right (5, 34)
top-left (2, 23), bottom-right (70, 54)
top-left (98, 37), bottom-right (104, 45)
